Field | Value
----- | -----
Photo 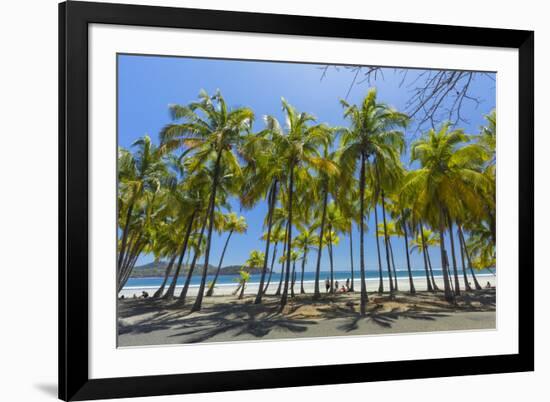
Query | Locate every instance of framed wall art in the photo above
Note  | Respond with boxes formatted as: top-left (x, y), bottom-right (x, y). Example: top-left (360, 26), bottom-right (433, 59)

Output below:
top-left (59, 1), bottom-right (534, 400)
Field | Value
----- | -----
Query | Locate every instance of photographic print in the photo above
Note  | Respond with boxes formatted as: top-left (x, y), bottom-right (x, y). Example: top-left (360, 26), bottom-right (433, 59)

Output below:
top-left (116, 54), bottom-right (497, 347)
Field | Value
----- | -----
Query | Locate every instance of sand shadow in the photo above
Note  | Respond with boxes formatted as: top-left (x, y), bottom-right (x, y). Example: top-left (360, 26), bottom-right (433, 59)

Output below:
top-left (119, 297), bottom-right (318, 342)
top-left (317, 303), bottom-right (450, 332)
top-left (117, 289), bottom-right (495, 343)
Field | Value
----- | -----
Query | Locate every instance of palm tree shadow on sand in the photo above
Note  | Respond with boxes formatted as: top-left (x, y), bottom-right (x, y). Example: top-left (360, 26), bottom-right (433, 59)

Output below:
top-left (168, 304), bottom-right (318, 343)
top-left (321, 305), bottom-right (451, 333)
top-left (118, 289), bottom-right (495, 344)
top-left (119, 297), bottom-right (318, 343)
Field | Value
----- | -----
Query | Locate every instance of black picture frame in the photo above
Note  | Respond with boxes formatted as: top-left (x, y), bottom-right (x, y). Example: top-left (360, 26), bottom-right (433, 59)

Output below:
top-left (59, 1), bottom-right (534, 400)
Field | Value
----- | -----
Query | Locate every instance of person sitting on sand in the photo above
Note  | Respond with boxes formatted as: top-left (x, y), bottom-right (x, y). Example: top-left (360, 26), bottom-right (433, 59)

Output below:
top-left (132, 294), bottom-right (137, 299)
top-left (339, 286), bottom-right (347, 293)
top-left (325, 278), bottom-right (330, 293)
top-left (485, 281), bottom-right (491, 289)
top-left (119, 295), bottom-right (125, 300)
top-left (141, 291), bottom-right (149, 299)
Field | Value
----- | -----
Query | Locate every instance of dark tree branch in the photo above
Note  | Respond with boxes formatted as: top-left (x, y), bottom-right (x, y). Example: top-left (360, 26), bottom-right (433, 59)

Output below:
top-left (320, 65), bottom-right (489, 133)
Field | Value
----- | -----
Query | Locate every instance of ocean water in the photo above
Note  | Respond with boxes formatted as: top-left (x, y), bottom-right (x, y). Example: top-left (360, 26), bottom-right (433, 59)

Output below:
top-left (124, 269), bottom-right (495, 289)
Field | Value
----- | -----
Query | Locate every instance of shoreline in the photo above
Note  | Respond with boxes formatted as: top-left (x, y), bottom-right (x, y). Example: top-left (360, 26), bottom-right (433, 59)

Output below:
top-left (120, 273), bottom-right (496, 298)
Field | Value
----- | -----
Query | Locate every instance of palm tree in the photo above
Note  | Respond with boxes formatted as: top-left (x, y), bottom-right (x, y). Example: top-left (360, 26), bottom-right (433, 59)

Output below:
top-left (118, 184), bottom-right (172, 292)
top-left (321, 201), bottom-right (346, 293)
top-left (423, 227), bottom-right (441, 291)
top-left (477, 109), bottom-right (496, 166)
top-left (453, 222), bottom-right (472, 292)
top-left (152, 254), bottom-right (177, 298)
top-left (176, 221), bottom-right (208, 304)
top-left (117, 136), bottom-right (167, 290)
top-left (262, 224), bottom-right (286, 294)
top-left (236, 250), bottom-right (265, 299)
top-left (337, 184), bottom-right (360, 292)
top-left (264, 99), bottom-right (336, 311)
top-left (206, 213), bottom-right (247, 296)
top-left (465, 221), bottom-right (495, 271)
top-left (151, 218), bottom-right (183, 298)
top-left (476, 110), bottom-right (496, 245)
top-left (289, 250), bottom-right (300, 297)
top-left (446, 212), bottom-right (463, 294)
top-left (241, 127), bottom-right (287, 304)
top-left (272, 206), bottom-right (290, 296)
top-left (275, 251), bottom-right (288, 296)
top-left (369, 144), bottom-right (406, 296)
top-left (403, 123), bottom-right (490, 302)
top-left (458, 224), bottom-right (482, 289)
top-left (160, 90), bottom-right (254, 312)
top-left (376, 220), bottom-right (401, 291)
top-left (311, 144), bottom-right (340, 299)
top-left (293, 229), bottom-right (319, 294)
top-left (339, 89), bottom-right (409, 313)
top-left (387, 190), bottom-right (417, 294)
top-left (400, 211), bottom-right (416, 294)
top-left (370, 186), bottom-right (385, 293)
top-left (162, 171), bottom-right (212, 300)
top-left (236, 271), bottom-right (251, 300)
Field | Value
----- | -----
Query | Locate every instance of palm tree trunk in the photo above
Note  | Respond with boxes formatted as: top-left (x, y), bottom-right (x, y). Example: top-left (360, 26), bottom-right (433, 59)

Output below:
top-left (119, 230), bottom-right (138, 281)
top-left (374, 200), bottom-right (384, 294)
top-left (238, 281), bottom-right (247, 299)
top-left (457, 225), bottom-right (472, 291)
top-left (263, 241), bottom-right (278, 294)
top-left (206, 229), bottom-right (234, 297)
top-left (389, 240), bottom-right (399, 291)
top-left (178, 214), bottom-right (208, 304)
top-left (163, 211), bottom-right (196, 300)
top-left (280, 164), bottom-right (295, 311)
top-left (375, 163), bottom-right (394, 295)
top-left (300, 247), bottom-right (307, 294)
top-left (380, 190), bottom-right (395, 295)
top-left (438, 209), bottom-right (454, 303)
top-left (349, 227), bottom-right (355, 292)
top-left (153, 254), bottom-right (177, 298)
top-left (118, 236), bottom-right (146, 292)
top-left (123, 242), bottom-right (146, 288)
top-left (178, 251), bottom-right (200, 305)
top-left (328, 232), bottom-right (334, 294)
top-left (275, 258), bottom-right (285, 296)
top-left (256, 180), bottom-right (278, 304)
top-left (117, 199), bottom-right (135, 270)
top-left (458, 225), bottom-right (482, 290)
top-left (118, 237), bottom-right (139, 291)
top-left (291, 260), bottom-right (296, 297)
top-left (359, 153), bottom-right (369, 315)
top-left (192, 151), bottom-right (223, 312)
top-left (446, 212), bottom-right (461, 296)
top-left (419, 224), bottom-right (434, 292)
top-left (119, 229), bottom-right (143, 285)
top-left (313, 185), bottom-right (328, 299)
top-left (402, 221), bottom-right (416, 294)
top-left (426, 246), bottom-right (439, 291)
top-left (275, 223), bottom-right (289, 296)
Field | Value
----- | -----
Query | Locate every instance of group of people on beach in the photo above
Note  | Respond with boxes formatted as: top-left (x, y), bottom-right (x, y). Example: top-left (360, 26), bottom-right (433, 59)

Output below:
top-left (325, 277), bottom-right (352, 293)
top-left (119, 291), bottom-right (149, 300)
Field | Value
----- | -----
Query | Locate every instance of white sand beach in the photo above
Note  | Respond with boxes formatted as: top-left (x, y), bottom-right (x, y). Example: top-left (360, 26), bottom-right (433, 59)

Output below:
top-left (119, 273), bottom-right (496, 298)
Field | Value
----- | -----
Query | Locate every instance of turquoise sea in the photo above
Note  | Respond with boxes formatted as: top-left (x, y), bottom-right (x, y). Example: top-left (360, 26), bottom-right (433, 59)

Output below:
top-left (124, 269), bottom-right (495, 289)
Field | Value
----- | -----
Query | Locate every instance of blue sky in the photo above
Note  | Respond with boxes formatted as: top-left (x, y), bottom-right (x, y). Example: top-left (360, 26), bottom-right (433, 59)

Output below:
top-left (118, 54), bottom-right (495, 271)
